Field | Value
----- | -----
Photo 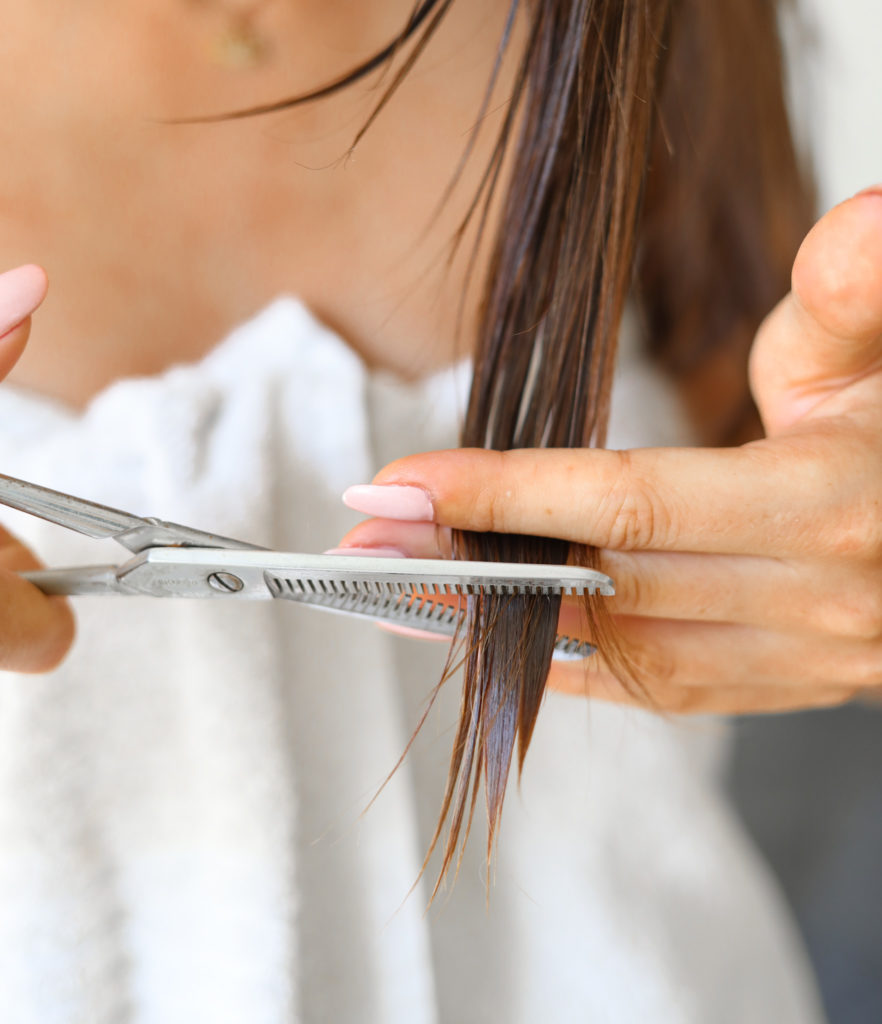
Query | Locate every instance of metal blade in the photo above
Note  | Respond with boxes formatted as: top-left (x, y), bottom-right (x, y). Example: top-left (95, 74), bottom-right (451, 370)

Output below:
top-left (21, 548), bottom-right (607, 661)
top-left (94, 549), bottom-right (615, 599)
top-left (0, 473), bottom-right (260, 553)
top-left (270, 584), bottom-right (595, 661)
top-left (20, 549), bottom-right (614, 602)
top-left (0, 472), bottom-right (142, 539)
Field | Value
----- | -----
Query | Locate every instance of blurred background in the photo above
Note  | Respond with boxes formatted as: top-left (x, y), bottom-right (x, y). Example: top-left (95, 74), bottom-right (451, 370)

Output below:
top-left (729, 706), bottom-right (882, 1024)
top-left (721, 2), bottom-right (880, 1024)
top-left (727, 7), bottom-right (882, 1022)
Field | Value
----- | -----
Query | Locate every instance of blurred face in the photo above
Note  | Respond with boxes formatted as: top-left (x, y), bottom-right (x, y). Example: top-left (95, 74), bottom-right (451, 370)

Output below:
top-left (0, 2), bottom-right (401, 117)
top-left (0, 0), bottom-right (521, 405)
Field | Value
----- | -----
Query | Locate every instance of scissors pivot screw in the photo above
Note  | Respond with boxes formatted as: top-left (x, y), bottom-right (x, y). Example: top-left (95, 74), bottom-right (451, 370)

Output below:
top-left (207, 571), bottom-right (245, 593)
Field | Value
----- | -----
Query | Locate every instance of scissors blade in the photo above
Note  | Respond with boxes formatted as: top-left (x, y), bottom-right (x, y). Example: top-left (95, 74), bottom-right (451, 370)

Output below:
top-left (279, 587), bottom-right (596, 661)
top-left (0, 473), bottom-right (260, 552)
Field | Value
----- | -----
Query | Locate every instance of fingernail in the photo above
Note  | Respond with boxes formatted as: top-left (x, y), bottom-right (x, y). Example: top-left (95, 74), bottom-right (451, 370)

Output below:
top-left (0, 265), bottom-right (47, 340)
top-left (323, 546), bottom-right (408, 558)
top-left (854, 185), bottom-right (882, 199)
top-left (342, 484), bottom-right (434, 522)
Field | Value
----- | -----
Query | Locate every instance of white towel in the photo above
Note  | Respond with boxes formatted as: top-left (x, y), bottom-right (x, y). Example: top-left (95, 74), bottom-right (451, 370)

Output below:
top-left (0, 299), bottom-right (824, 1023)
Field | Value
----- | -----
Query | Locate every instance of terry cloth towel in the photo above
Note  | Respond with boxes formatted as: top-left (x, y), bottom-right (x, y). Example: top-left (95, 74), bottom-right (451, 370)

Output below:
top-left (0, 299), bottom-right (825, 1023)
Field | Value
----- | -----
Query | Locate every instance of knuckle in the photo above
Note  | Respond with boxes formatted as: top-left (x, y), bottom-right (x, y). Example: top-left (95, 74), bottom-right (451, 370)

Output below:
top-left (825, 586), bottom-right (882, 641)
top-left (825, 504), bottom-right (882, 560)
top-left (599, 452), bottom-right (675, 551)
top-left (471, 451), bottom-right (512, 533)
top-left (814, 449), bottom-right (882, 557)
top-left (647, 679), bottom-right (705, 714)
top-left (612, 570), bottom-right (640, 611)
top-left (635, 645), bottom-right (676, 690)
top-left (612, 566), bottom-right (655, 615)
top-left (825, 687), bottom-right (862, 709)
top-left (842, 643), bottom-right (882, 690)
top-left (805, 573), bottom-right (874, 638)
top-left (484, 486), bottom-right (507, 535)
top-left (779, 439), bottom-right (882, 561)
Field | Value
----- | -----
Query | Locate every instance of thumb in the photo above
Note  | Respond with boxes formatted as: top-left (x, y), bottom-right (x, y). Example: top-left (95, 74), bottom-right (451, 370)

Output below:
top-left (749, 188), bottom-right (882, 435)
top-left (0, 265), bottom-right (49, 381)
top-left (0, 523), bottom-right (75, 673)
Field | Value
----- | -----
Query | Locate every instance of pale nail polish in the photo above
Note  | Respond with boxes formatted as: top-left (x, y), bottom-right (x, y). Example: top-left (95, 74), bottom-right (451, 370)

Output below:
top-left (342, 484), bottom-right (434, 522)
top-left (0, 265), bottom-right (47, 340)
top-left (323, 546), bottom-right (408, 558)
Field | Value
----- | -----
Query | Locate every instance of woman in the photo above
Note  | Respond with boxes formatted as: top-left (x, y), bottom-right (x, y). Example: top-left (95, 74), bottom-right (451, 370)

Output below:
top-left (0, 0), bottom-right (875, 1020)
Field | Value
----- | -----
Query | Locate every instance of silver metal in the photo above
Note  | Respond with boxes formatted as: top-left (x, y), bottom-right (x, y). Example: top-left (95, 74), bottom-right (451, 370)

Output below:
top-left (0, 473), bottom-right (259, 553)
top-left (267, 582), bottom-right (595, 660)
top-left (24, 548), bottom-right (612, 601)
top-left (5, 472), bottom-right (613, 659)
top-left (207, 572), bottom-right (246, 593)
top-left (19, 565), bottom-right (122, 596)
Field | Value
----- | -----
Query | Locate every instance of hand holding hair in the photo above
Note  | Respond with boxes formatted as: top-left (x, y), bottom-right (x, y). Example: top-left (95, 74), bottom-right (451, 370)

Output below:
top-left (339, 188), bottom-right (882, 716)
top-left (0, 265), bottom-right (75, 672)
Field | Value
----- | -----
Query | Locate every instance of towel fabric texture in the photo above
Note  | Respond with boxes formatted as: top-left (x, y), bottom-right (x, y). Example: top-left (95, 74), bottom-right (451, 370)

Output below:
top-left (0, 300), bottom-right (824, 1023)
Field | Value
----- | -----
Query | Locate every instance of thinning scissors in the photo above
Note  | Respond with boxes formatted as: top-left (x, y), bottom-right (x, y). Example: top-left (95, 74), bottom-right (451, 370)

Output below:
top-left (0, 472), bottom-right (613, 660)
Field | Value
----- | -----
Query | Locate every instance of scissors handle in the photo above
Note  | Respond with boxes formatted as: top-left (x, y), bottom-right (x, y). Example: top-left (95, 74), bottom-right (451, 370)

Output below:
top-left (22, 567), bottom-right (124, 596)
top-left (0, 473), bottom-right (139, 539)
top-left (0, 472), bottom-right (262, 553)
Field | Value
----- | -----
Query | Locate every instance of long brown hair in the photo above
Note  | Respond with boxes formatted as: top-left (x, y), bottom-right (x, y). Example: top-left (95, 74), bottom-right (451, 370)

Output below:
top-left (440, 0), bottom-right (813, 889)
top-left (199, 0), bottom-right (813, 890)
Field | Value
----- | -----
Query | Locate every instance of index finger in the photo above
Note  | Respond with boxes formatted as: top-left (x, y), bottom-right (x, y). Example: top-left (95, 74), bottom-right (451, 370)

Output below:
top-left (345, 440), bottom-right (864, 557)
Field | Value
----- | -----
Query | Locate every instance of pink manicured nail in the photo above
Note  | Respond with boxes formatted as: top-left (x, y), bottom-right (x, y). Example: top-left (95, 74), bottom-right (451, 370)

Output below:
top-left (0, 265), bottom-right (48, 340)
top-left (323, 546), bottom-right (408, 558)
top-left (342, 484), bottom-right (434, 522)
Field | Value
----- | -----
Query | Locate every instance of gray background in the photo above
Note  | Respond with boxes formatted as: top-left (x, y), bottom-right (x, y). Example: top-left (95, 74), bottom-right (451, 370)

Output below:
top-left (728, 4), bottom-right (882, 1022)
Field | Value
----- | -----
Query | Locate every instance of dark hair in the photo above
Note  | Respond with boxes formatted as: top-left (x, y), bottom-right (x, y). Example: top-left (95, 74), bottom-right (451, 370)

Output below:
top-left (443, 0), bottom-right (813, 890)
top-left (192, 0), bottom-right (813, 892)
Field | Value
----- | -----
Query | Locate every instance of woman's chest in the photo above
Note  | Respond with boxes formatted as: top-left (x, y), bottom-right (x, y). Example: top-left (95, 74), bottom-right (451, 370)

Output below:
top-left (0, 2), bottom-right (518, 408)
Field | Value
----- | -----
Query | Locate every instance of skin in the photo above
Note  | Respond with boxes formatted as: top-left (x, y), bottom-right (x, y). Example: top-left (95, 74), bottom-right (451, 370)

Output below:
top-left (2, 4), bottom-right (880, 719)
top-left (0, 287), bottom-right (75, 671)
top-left (0, 0), bottom-right (517, 668)
top-left (0, 0), bottom-right (518, 402)
top-left (336, 189), bottom-right (882, 715)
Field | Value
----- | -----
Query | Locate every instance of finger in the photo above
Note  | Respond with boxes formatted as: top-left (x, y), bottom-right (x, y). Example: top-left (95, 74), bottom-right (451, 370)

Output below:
top-left (0, 526), bottom-right (75, 673)
top-left (331, 518), bottom-right (452, 559)
top-left (330, 526), bottom-right (866, 710)
top-left (595, 551), bottom-right (882, 638)
top-left (0, 265), bottom-right (48, 380)
top-left (547, 662), bottom-right (856, 714)
top-left (751, 188), bottom-right (882, 435)
top-left (599, 551), bottom-right (792, 627)
top-left (333, 523), bottom-right (872, 636)
top-left (565, 614), bottom-right (878, 694)
top-left (331, 522), bottom-right (597, 652)
top-left (324, 535), bottom-right (455, 642)
top-left (343, 443), bottom-right (854, 558)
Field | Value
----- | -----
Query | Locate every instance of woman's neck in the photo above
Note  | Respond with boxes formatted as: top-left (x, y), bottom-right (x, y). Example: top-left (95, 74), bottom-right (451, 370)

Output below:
top-left (0, 0), bottom-right (521, 407)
